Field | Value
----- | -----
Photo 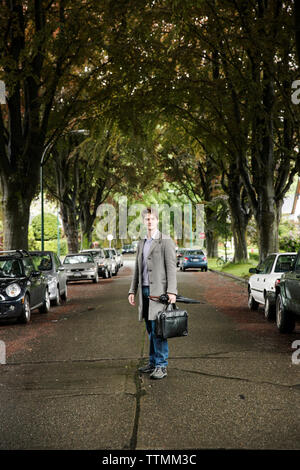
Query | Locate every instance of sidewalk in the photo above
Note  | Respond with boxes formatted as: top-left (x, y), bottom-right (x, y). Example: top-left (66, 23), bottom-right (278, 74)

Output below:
top-left (0, 265), bottom-right (299, 450)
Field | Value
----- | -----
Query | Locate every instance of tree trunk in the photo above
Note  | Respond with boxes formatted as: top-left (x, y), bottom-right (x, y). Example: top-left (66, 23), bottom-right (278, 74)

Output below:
top-left (60, 202), bottom-right (79, 254)
top-left (230, 209), bottom-right (248, 263)
top-left (0, 178), bottom-right (32, 250)
top-left (255, 181), bottom-right (281, 262)
top-left (205, 205), bottom-right (218, 257)
top-left (205, 231), bottom-right (218, 258)
top-left (226, 173), bottom-right (250, 263)
top-left (80, 204), bottom-right (95, 250)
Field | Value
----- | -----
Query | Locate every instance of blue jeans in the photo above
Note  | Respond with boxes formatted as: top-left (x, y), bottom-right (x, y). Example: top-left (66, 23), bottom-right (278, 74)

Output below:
top-left (142, 286), bottom-right (168, 368)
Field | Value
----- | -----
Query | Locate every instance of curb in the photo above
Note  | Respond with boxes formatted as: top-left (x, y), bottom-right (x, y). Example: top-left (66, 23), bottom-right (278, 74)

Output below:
top-left (208, 268), bottom-right (249, 286)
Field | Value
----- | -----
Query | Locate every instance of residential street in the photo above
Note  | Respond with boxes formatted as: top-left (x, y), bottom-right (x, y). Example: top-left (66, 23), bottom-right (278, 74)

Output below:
top-left (0, 257), bottom-right (299, 450)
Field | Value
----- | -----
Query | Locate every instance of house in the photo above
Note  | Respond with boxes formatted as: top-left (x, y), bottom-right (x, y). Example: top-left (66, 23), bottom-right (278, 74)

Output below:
top-left (282, 177), bottom-right (300, 222)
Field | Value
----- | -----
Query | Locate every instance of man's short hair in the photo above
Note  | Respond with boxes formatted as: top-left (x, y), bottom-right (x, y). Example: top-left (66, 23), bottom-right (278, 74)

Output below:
top-left (142, 207), bottom-right (159, 220)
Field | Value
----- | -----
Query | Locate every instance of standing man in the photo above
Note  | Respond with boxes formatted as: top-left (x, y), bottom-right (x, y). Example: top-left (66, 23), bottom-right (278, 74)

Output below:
top-left (128, 207), bottom-right (177, 380)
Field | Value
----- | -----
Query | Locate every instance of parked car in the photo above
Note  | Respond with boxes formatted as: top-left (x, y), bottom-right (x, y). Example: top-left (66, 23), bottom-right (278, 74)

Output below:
top-left (103, 248), bottom-right (118, 275)
top-left (0, 250), bottom-right (50, 324)
top-left (276, 250), bottom-right (300, 333)
top-left (115, 249), bottom-right (123, 267)
top-left (176, 248), bottom-right (187, 267)
top-left (107, 248), bottom-right (122, 269)
top-left (30, 250), bottom-right (67, 305)
top-left (179, 249), bottom-right (208, 272)
top-left (122, 244), bottom-right (135, 254)
top-left (62, 253), bottom-right (99, 283)
top-left (80, 248), bottom-right (112, 278)
top-left (248, 252), bottom-right (297, 321)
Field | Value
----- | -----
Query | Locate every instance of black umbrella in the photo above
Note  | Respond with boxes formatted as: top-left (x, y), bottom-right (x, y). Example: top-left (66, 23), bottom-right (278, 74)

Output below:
top-left (149, 294), bottom-right (204, 304)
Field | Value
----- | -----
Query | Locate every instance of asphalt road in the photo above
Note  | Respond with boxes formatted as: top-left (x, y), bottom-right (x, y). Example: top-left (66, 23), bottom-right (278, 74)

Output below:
top-left (0, 256), bottom-right (299, 450)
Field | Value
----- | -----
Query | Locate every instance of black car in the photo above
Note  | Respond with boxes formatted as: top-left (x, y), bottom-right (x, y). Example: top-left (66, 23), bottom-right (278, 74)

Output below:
top-left (0, 250), bottom-right (50, 324)
top-left (276, 250), bottom-right (300, 333)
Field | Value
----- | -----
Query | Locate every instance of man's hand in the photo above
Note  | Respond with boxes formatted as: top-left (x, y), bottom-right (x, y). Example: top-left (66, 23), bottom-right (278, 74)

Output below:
top-left (167, 293), bottom-right (176, 304)
top-left (128, 294), bottom-right (135, 306)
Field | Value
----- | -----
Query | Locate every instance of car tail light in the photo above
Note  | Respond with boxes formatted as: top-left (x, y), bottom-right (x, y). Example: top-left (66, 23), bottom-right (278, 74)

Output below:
top-left (275, 279), bottom-right (280, 287)
top-left (203, 257), bottom-right (207, 261)
top-left (184, 257), bottom-right (189, 260)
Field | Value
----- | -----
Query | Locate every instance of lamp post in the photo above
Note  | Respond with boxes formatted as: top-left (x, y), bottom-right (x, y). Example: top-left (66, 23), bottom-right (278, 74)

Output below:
top-left (107, 234), bottom-right (113, 248)
top-left (57, 207), bottom-right (61, 258)
top-left (189, 200), bottom-right (193, 248)
top-left (40, 142), bottom-right (53, 251)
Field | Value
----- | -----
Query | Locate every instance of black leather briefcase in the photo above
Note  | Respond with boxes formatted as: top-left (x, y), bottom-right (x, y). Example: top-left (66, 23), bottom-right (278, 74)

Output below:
top-left (155, 303), bottom-right (188, 339)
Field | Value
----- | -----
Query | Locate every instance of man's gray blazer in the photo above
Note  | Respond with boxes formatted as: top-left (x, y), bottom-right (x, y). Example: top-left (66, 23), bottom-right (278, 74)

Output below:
top-left (128, 231), bottom-right (177, 321)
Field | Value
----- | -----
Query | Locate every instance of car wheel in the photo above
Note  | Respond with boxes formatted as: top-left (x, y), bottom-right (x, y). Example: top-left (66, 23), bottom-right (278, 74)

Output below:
top-left (39, 289), bottom-right (50, 314)
top-left (205, 267), bottom-right (208, 272)
top-left (61, 284), bottom-right (68, 302)
top-left (18, 294), bottom-right (31, 324)
top-left (248, 290), bottom-right (259, 311)
top-left (93, 273), bottom-right (99, 283)
top-left (52, 285), bottom-right (61, 306)
top-left (264, 293), bottom-right (275, 321)
top-left (276, 294), bottom-right (295, 333)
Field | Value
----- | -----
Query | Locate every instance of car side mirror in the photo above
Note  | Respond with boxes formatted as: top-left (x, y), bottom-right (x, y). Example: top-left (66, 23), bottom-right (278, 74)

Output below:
top-left (249, 268), bottom-right (257, 274)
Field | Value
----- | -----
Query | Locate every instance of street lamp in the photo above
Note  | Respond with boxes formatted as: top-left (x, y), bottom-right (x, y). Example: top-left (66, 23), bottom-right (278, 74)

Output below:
top-left (189, 200), bottom-right (193, 248)
top-left (57, 207), bottom-right (61, 258)
top-left (40, 142), bottom-right (54, 251)
top-left (107, 234), bottom-right (113, 248)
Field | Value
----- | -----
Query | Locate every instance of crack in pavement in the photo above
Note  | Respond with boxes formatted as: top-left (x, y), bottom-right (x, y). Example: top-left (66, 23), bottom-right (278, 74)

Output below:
top-left (172, 367), bottom-right (300, 392)
top-left (126, 328), bottom-right (148, 451)
top-left (4, 350), bottom-right (256, 366)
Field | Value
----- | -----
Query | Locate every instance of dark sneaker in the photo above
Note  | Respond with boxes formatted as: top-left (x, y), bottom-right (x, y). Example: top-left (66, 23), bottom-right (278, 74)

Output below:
top-left (150, 367), bottom-right (167, 380)
top-left (138, 363), bottom-right (155, 374)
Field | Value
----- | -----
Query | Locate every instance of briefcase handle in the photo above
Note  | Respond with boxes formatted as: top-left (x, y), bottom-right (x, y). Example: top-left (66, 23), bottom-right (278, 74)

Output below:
top-left (164, 302), bottom-right (178, 311)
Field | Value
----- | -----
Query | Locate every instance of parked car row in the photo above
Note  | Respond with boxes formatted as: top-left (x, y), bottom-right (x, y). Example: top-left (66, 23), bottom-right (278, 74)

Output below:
top-left (248, 251), bottom-right (300, 333)
top-left (79, 248), bottom-right (123, 279)
top-left (121, 244), bottom-right (136, 254)
top-left (0, 250), bottom-right (51, 324)
top-left (0, 247), bottom-right (123, 326)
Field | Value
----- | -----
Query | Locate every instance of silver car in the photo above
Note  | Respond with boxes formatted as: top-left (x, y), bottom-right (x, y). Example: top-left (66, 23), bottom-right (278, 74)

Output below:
top-left (62, 253), bottom-right (99, 283)
top-left (116, 249), bottom-right (123, 267)
top-left (108, 248), bottom-right (122, 269)
top-left (103, 248), bottom-right (118, 276)
top-left (80, 249), bottom-right (112, 278)
top-left (30, 251), bottom-right (67, 306)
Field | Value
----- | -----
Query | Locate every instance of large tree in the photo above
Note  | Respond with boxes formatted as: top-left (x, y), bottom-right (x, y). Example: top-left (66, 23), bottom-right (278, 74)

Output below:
top-left (110, 0), bottom-right (299, 261)
top-left (0, 0), bottom-right (109, 249)
top-left (46, 119), bottom-right (163, 252)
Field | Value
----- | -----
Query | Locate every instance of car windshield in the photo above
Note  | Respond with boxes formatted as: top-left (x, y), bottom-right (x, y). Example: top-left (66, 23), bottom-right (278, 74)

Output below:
top-left (274, 254), bottom-right (296, 273)
top-left (186, 250), bottom-right (204, 256)
top-left (0, 258), bottom-right (23, 277)
top-left (64, 255), bottom-right (93, 264)
top-left (31, 254), bottom-right (52, 271)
